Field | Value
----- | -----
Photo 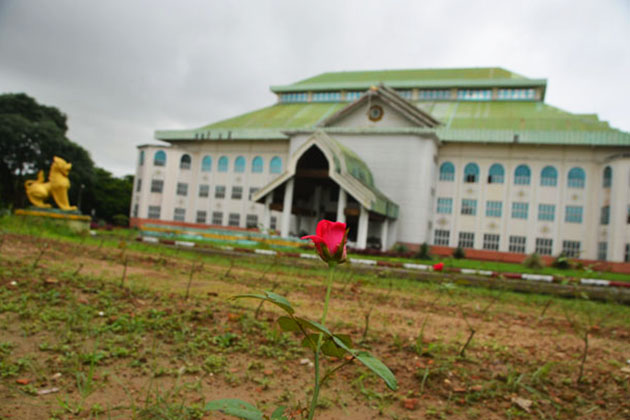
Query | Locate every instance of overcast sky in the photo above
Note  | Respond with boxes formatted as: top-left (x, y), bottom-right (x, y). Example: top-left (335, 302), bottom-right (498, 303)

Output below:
top-left (1, 0), bottom-right (629, 176)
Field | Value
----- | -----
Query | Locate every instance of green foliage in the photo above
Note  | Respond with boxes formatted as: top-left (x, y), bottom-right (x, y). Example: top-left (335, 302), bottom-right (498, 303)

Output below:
top-left (0, 93), bottom-right (95, 208)
top-left (393, 243), bottom-right (408, 254)
top-left (0, 93), bottom-right (132, 224)
top-left (552, 252), bottom-right (572, 270)
top-left (452, 246), bottom-right (466, 259)
top-left (83, 168), bottom-right (133, 223)
top-left (415, 242), bottom-right (432, 260)
top-left (523, 252), bottom-right (544, 269)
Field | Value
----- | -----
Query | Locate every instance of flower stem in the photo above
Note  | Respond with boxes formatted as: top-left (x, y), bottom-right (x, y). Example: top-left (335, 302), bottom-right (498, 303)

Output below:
top-left (307, 266), bottom-right (335, 420)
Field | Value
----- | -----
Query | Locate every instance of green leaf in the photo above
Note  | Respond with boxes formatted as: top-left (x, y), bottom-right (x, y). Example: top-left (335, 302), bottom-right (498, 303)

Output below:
top-left (277, 316), bottom-right (300, 332)
top-left (263, 291), bottom-right (294, 314)
top-left (330, 337), bottom-right (398, 391)
top-left (277, 316), bottom-right (333, 337)
top-left (320, 338), bottom-right (346, 358)
top-left (231, 291), bottom-right (294, 315)
top-left (354, 351), bottom-right (398, 391)
top-left (321, 334), bottom-right (352, 358)
top-left (205, 399), bottom-right (263, 420)
top-left (301, 333), bottom-right (320, 351)
top-left (270, 406), bottom-right (289, 419)
top-left (296, 317), bottom-right (332, 336)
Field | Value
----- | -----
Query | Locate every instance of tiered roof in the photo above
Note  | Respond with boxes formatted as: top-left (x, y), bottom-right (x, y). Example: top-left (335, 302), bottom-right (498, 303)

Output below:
top-left (156, 67), bottom-right (630, 146)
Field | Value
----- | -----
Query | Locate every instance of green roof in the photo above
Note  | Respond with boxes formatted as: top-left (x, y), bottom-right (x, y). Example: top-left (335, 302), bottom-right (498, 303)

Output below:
top-left (155, 67), bottom-right (629, 146)
top-left (271, 67), bottom-right (546, 92)
top-left (292, 67), bottom-right (525, 85)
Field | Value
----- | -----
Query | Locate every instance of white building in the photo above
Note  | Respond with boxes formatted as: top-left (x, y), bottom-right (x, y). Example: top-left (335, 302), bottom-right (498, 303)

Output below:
top-left (130, 68), bottom-right (630, 263)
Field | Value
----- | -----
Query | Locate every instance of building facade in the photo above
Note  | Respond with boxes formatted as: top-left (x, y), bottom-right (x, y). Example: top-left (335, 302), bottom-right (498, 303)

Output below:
top-left (130, 68), bottom-right (630, 262)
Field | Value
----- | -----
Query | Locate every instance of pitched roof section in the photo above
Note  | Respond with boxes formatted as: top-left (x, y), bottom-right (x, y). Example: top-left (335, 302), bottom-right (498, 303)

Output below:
top-left (271, 67), bottom-right (546, 93)
top-left (319, 85), bottom-right (441, 128)
top-left (252, 130), bottom-right (399, 218)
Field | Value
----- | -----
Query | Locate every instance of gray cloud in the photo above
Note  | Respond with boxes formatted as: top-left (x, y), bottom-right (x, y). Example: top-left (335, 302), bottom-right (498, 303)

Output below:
top-left (1, 0), bottom-right (628, 176)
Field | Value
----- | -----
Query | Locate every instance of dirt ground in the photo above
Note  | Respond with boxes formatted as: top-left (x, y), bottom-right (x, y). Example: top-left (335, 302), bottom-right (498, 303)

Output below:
top-left (1, 233), bottom-right (630, 419)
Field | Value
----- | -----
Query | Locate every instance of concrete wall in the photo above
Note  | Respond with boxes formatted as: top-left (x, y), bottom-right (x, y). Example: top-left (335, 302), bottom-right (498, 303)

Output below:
top-left (131, 141), bottom-right (288, 229)
top-left (434, 144), bottom-right (630, 261)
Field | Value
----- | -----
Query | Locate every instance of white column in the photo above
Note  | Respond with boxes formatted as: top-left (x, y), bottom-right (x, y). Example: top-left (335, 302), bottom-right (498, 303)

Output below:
top-left (336, 188), bottom-right (347, 223)
top-left (280, 178), bottom-right (294, 237)
top-left (380, 219), bottom-right (389, 251)
top-left (357, 205), bottom-right (369, 249)
top-left (263, 193), bottom-right (272, 231)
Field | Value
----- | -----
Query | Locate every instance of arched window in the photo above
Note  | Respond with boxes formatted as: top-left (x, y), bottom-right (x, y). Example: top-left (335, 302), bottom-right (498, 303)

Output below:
top-left (514, 164), bottom-right (531, 185)
top-left (234, 156), bottom-right (246, 173)
top-left (154, 150), bottom-right (166, 167)
top-left (252, 156), bottom-right (263, 173)
top-left (270, 156), bottom-right (282, 174)
top-left (603, 166), bottom-right (612, 188)
top-left (567, 167), bottom-right (585, 188)
top-left (218, 156), bottom-right (228, 172)
top-left (488, 164), bottom-right (504, 184)
top-left (139, 150), bottom-right (145, 166)
top-left (439, 162), bottom-right (455, 181)
top-left (201, 156), bottom-right (212, 172)
top-left (540, 166), bottom-right (558, 186)
top-left (180, 154), bottom-right (191, 170)
top-left (463, 163), bottom-right (479, 183)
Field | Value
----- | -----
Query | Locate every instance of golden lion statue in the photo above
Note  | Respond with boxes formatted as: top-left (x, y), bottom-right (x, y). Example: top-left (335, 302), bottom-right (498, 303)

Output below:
top-left (24, 156), bottom-right (77, 211)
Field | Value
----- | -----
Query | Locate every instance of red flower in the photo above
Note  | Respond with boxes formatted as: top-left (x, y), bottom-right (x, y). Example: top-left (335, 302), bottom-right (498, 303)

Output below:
top-left (432, 262), bottom-right (444, 271)
top-left (301, 220), bottom-right (348, 266)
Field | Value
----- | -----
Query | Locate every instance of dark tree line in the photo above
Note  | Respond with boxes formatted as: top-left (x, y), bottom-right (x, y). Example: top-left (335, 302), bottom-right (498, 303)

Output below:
top-left (0, 93), bottom-right (133, 224)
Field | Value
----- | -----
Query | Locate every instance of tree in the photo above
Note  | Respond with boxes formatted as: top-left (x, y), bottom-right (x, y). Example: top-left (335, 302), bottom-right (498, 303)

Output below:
top-left (82, 168), bottom-right (133, 224)
top-left (0, 93), bottom-right (96, 208)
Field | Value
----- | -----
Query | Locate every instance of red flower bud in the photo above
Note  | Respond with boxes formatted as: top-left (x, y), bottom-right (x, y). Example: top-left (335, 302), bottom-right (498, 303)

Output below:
top-left (301, 220), bottom-right (348, 266)
top-left (432, 262), bottom-right (444, 272)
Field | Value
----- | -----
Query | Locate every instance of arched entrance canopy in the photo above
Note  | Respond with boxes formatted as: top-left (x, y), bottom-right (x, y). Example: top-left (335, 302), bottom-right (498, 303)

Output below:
top-left (252, 130), bottom-right (398, 249)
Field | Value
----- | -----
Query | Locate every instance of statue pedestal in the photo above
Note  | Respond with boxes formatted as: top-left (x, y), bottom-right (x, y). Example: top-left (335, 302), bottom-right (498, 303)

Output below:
top-left (14, 208), bottom-right (92, 233)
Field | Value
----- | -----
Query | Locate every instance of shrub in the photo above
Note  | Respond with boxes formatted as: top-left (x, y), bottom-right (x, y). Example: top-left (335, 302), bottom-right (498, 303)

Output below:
top-left (523, 252), bottom-right (544, 269)
top-left (452, 246), bottom-right (466, 259)
top-left (112, 214), bottom-right (129, 227)
top-left (393, 243), bottom-right (408, 255)
top-left (415, 242), bottom-right (431, 260)
top-left (552, 252), bottom-right (572, 270)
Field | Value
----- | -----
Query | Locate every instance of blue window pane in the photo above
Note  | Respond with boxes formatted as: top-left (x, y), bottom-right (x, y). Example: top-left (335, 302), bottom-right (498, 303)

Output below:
top-left (540, 166), bottom-right (557, 186)
top-left (567, 167), bottom-right (585, 188)
top-left (565, 206), bottom-right (583, 223)
top-left (512, 202), bottom-right (529, 219)
top-left (346, 91), bottom-right (364, 101)
top-left (461, 199), bottom-right (477, 215)
top-left (439, 162), bottom-right (455, 181)
top-left (486, 201), bottom-right (502, 217)
top-left (312, 91), bottom-right (341, 102)
top-left (201, 156), bottom-right (212, 172)
top-left (139, 150), bottom-right (145, 165)
top-left (234, 156), bottom-right (245, 173)
top-left (488, 164), bottom-right (504, 184)
top-left (180, 154), bottom-right (191, 170)
top-left (603, 166), bottom-right (612, 188)
top-left (252, 156), bottom-right (263, 173)
top-left (464, 163), bottom-right (479, 183)
top-left (270, 156), bottom-right (282, 174)
top-left (538, 204), bottom-right (555, 221)
top-left (514, 165), bottom-right (531, 185)
top-left (154, 150), bottom-right (166, 166)
top-left (437, 198), bottom-right (453, 214)
top-left (218, 156), bottom-right (228, 172)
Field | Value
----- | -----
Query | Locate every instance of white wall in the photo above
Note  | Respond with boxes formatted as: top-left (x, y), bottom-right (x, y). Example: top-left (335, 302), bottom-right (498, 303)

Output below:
top-left (434, 143), bottom-right (630, 261)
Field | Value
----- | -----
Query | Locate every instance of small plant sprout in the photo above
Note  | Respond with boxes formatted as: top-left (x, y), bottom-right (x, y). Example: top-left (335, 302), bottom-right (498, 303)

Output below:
top-left (120, 256), bottom-right (128, 287)
top-left (205, 220), bottom-right (397, 420)
top-left (32, 241), bottom-right (49, 269)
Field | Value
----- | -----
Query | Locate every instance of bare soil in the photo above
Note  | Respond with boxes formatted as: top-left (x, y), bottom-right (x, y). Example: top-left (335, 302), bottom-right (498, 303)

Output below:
top-left (1, 234), bottom-right (629, 419)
